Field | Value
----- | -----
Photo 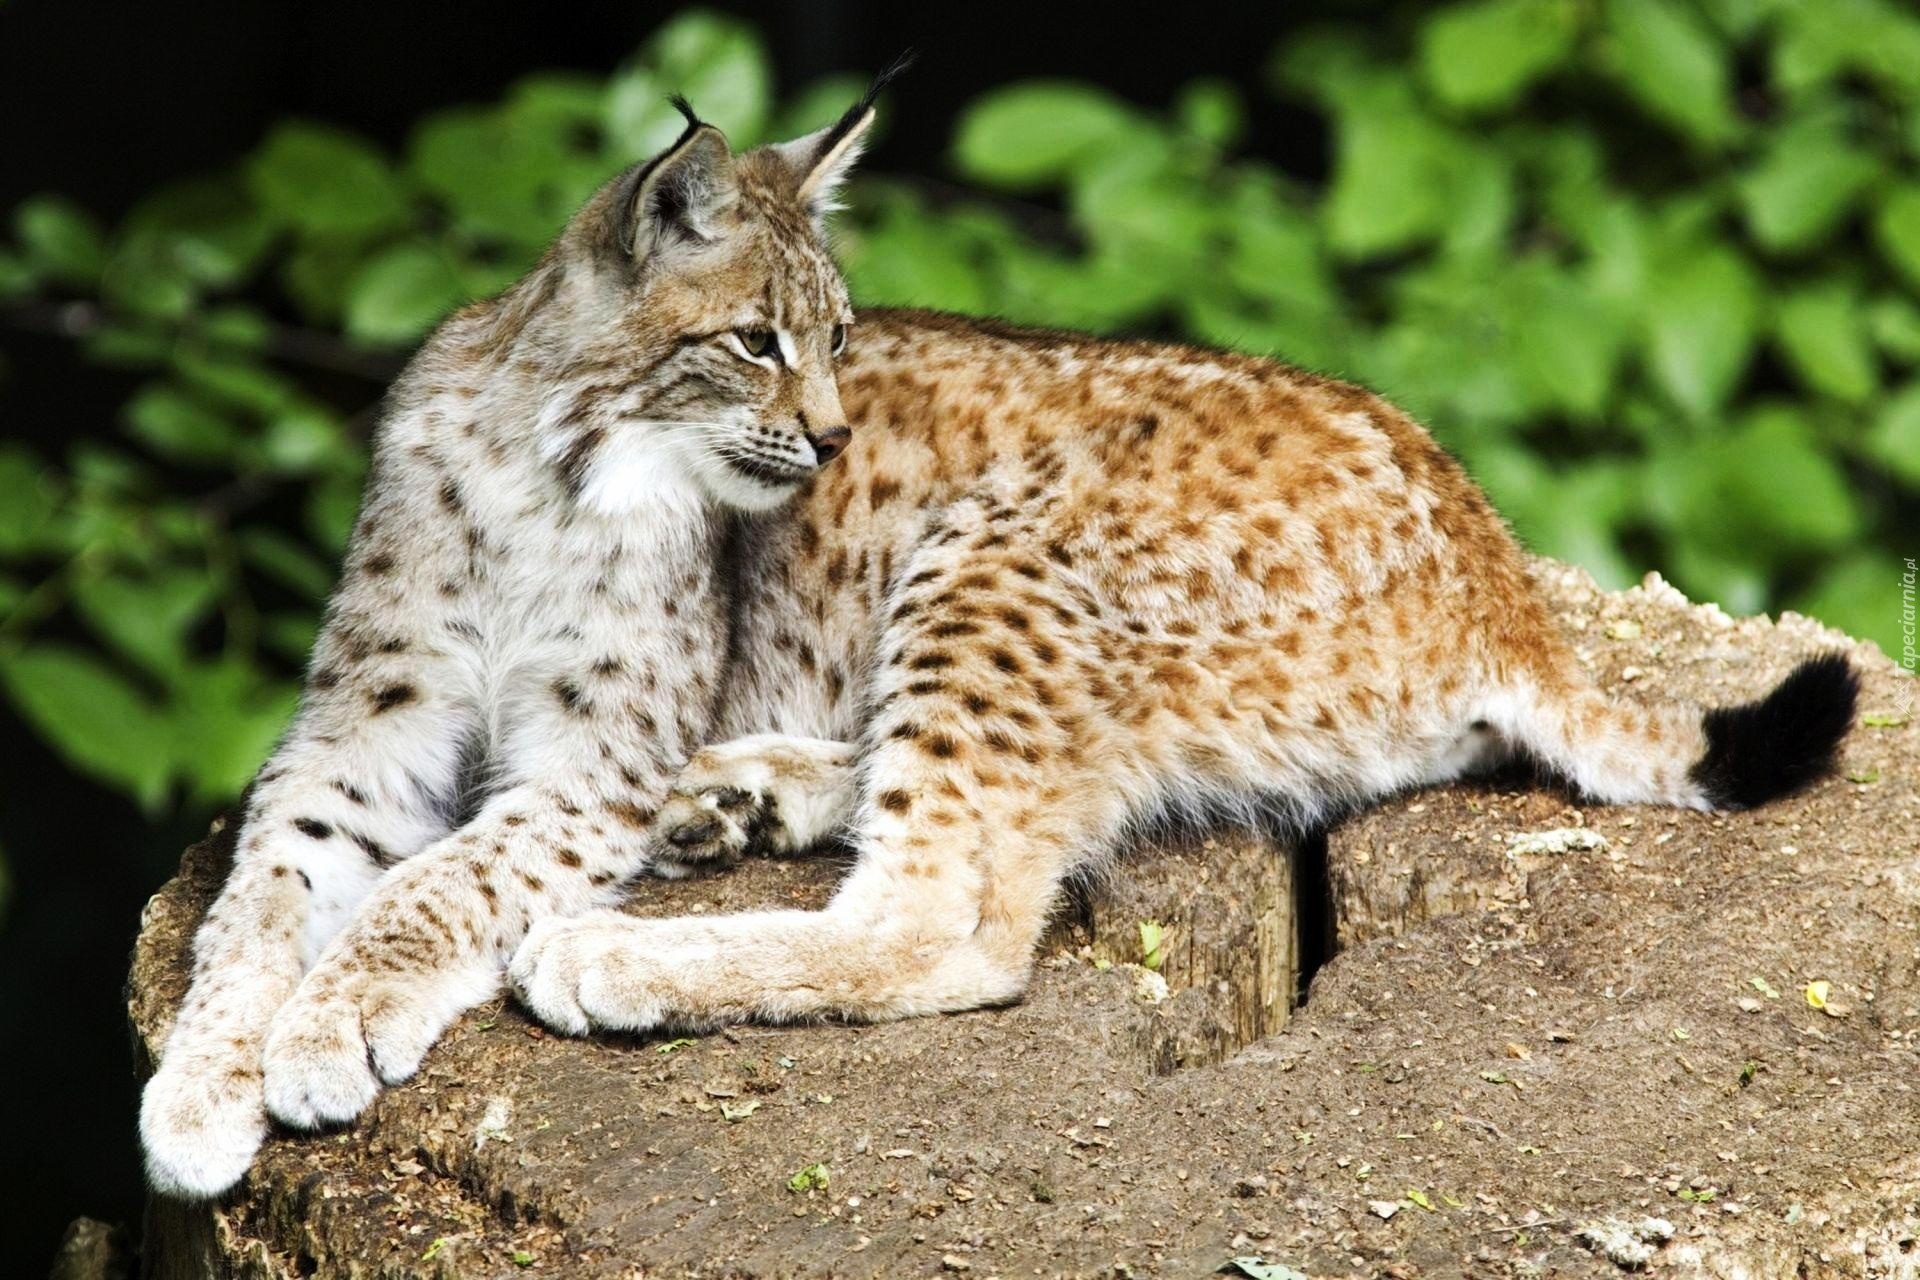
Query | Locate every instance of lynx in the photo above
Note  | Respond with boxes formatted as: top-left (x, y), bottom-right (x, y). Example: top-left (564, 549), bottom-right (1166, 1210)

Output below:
top-left (140, 81), bottom-right (1858, 1199)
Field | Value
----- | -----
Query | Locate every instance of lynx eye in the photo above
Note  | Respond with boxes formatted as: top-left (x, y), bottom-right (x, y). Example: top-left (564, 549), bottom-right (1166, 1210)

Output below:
top-left (831, 323), bottom-right (849, 357)
top-left (732, 329), bottom-right (780, 362)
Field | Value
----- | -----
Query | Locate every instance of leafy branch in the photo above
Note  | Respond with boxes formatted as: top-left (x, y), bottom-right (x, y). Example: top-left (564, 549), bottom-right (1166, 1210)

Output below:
top-left (2, 1), bottom-right (1919, 833)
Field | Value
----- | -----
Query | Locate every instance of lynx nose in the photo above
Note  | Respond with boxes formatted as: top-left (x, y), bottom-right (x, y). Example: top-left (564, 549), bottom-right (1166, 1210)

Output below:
top-left (807, 426), bottom-right (851, 466)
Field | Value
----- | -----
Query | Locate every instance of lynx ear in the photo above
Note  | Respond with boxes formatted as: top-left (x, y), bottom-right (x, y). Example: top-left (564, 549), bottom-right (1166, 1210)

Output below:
top-left (620, 102), bottom-right (739, 261)
top-left (776, 52), bottom-right (914, 217)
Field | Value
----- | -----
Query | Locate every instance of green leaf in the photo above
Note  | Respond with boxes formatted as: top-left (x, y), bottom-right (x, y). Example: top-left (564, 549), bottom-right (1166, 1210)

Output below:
top-left (1070, 133), bottom-right (1213, 260)
top-left (771, 74), bottom-right (872, 141)
top-left (840, 193), bottom-right (994, 313)
top-left (13, 195), bottom-right (107, 285)
top-left (1873, 184), bottom-right (1920, 293)
top-left (344, 242), bottom-right (467, 345)
top-left (305, 472), bottom-right (363, 554)
top-left (1868, 379), bottom-right (1920, 486)
top-left (260, 405), bottom-right (350, 475)
top-left (987, 223), bottom-right (1178, 331)
top-left (0, 445), bottom-right (60, 556)
top-left (71, 567), bottom-right (220, 679)
top-left (0, 248), bottom-right (36, 298)
top-left (262, 610), bottom-right (320, 663)
top-left (785, 1162), bottom-right (830, 1193)
top-left (1364, 264), bottom-right (1540, 428)
top-left (249, 122), bottom-right (411, 238)
top-left (1698, 0), bottom-right (1790, 40)
top-left (1735, 409), bottom-right (1859, 551)
top-left (124, 384), bottom-right (241, 464)
top-left (953, 83), bottom-right (1138, 190)
top-left (198, 305), bottom-right (273, 350)
top-left (1419, 0), bottom-right (1580, 112)
top-left (0, 645), bottom-right (172, 804)
top-left (646, 9), bottom-right (772, 144)
top-left (1738, 111), bottom-right (1879, 254)
top-left (67, 444), bottom-right (148, 495)
top-left (1138, 920), bottom-right (1167, 971)
top-left (1774, 282), bottom-right (1878, 403)
top-left (1792, 551), bottom-right (1908, 655)
top-left (238, 527), bottom-right (336, 600)
top-left (1664, 542), bottom-right (1769, 618)
top-left (1600, 0), bottom-right (1739, 146)
top-left (1869, 296), bottom-right (1920, 363)
top-left (279, 235), bottom-right (373, 324)
top-left (1642, 244), bottom-right (1760, 419)
top-left (506, 72), bottom-right (607, 138)
top-left (1440, 143), bottom-right (1517, 257)
top-left (1473, 448), bottom-right (1637, 588)
top-left (605, 10), bottom-right (772, 157)
top-left (167, 660), bottom-right (300, 805)
top-left (82, 323), bottom-right (174, 369)
top-left (100, 234), bottom-right (197, 320)
top-left (1321, 82), bottom-right (1459, 259)
top-left (1511, 271), bottom-right (1630, 420)
top-left (173, 349), bottom-right (300, 416)
top-left (1661, 406), bottom-right (1860, 557)
top-left (122, 177), bottom-right (274, 287)
top-left (1175, 78), bottom-right (1245, 147)
top-left (409, 100), bottom-right (604, 250)
top-left (1267, 27), bottom-right (1380, 104)
top-left (1772, 0), bottom-right (1920, 99)
top-left (1221, 181), bottom-right (1332, 307)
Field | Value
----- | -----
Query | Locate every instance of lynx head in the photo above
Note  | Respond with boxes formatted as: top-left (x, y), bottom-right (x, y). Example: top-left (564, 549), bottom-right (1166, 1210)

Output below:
top-left (536, 64), bottom-right (905, 515)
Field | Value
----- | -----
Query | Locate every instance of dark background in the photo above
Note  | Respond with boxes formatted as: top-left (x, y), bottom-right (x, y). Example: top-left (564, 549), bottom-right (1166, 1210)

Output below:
top-left (0, 0), bottom-right (1333, 1263)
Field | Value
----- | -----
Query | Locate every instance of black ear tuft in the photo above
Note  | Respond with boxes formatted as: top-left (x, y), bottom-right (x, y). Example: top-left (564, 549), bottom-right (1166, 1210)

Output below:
top-left (668, 93), bottom-right (701, 129)
top-left (1689, 652), bottom-right (1859, 809)
top-left (861, 49), bottom-right (919, 114)
top-left (813, 49), bottom-right (917, 166)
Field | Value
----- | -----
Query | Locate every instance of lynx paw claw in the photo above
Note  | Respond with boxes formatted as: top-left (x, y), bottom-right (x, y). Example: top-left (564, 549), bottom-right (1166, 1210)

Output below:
top-left (647, 735), bottom-right (854, 878)
top-left (651, 784), bottom-right (770, 876)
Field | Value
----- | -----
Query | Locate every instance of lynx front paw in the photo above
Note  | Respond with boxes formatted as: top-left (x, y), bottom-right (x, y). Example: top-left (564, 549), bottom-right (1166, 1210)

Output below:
top-left (141, 1049), bottom-right (269, 1199)
top-left (648, 735), bottom-right (854, 878)
top-left (262, 965), bottom-right (495, 1129)
top-left (508, 911), bottom-right (672, 1035)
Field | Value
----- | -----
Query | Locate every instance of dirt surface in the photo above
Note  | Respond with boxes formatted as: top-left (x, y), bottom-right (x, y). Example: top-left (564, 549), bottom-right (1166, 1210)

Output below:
top-left (127, 562), bottom-right (1920, 1279)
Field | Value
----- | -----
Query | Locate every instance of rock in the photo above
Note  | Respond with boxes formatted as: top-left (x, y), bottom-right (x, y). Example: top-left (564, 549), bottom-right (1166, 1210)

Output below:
top-left (130, 563), bottom-right (1920, 1278)
top-left (1577, 1216), bottom-right (1675, 1269)
top-left (1504, 826), bottom-right (1608, 858)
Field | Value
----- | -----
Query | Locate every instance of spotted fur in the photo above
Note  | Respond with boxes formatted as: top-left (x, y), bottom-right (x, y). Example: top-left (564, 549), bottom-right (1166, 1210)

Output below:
top-left (143, 95), bottom-right (1853, 1199)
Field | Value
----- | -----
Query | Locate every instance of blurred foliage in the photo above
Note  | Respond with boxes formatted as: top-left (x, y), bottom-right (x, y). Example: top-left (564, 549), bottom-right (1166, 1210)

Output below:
top-left (0, 3), bottom-right (1915, 831)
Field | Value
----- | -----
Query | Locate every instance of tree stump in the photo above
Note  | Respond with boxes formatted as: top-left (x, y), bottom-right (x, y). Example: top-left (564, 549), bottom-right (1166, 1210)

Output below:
top-left (128, 562), bottom-right (1920, 1278)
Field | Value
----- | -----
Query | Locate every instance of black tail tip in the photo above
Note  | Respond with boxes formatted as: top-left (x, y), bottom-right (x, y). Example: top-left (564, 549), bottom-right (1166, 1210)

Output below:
top-left (1690, 652), bottom-right (1859, 810)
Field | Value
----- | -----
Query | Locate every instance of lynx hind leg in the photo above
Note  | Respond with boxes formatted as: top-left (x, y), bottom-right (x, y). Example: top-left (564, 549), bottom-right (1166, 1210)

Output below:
top-left (650, 735), bottom-right (857, 877)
